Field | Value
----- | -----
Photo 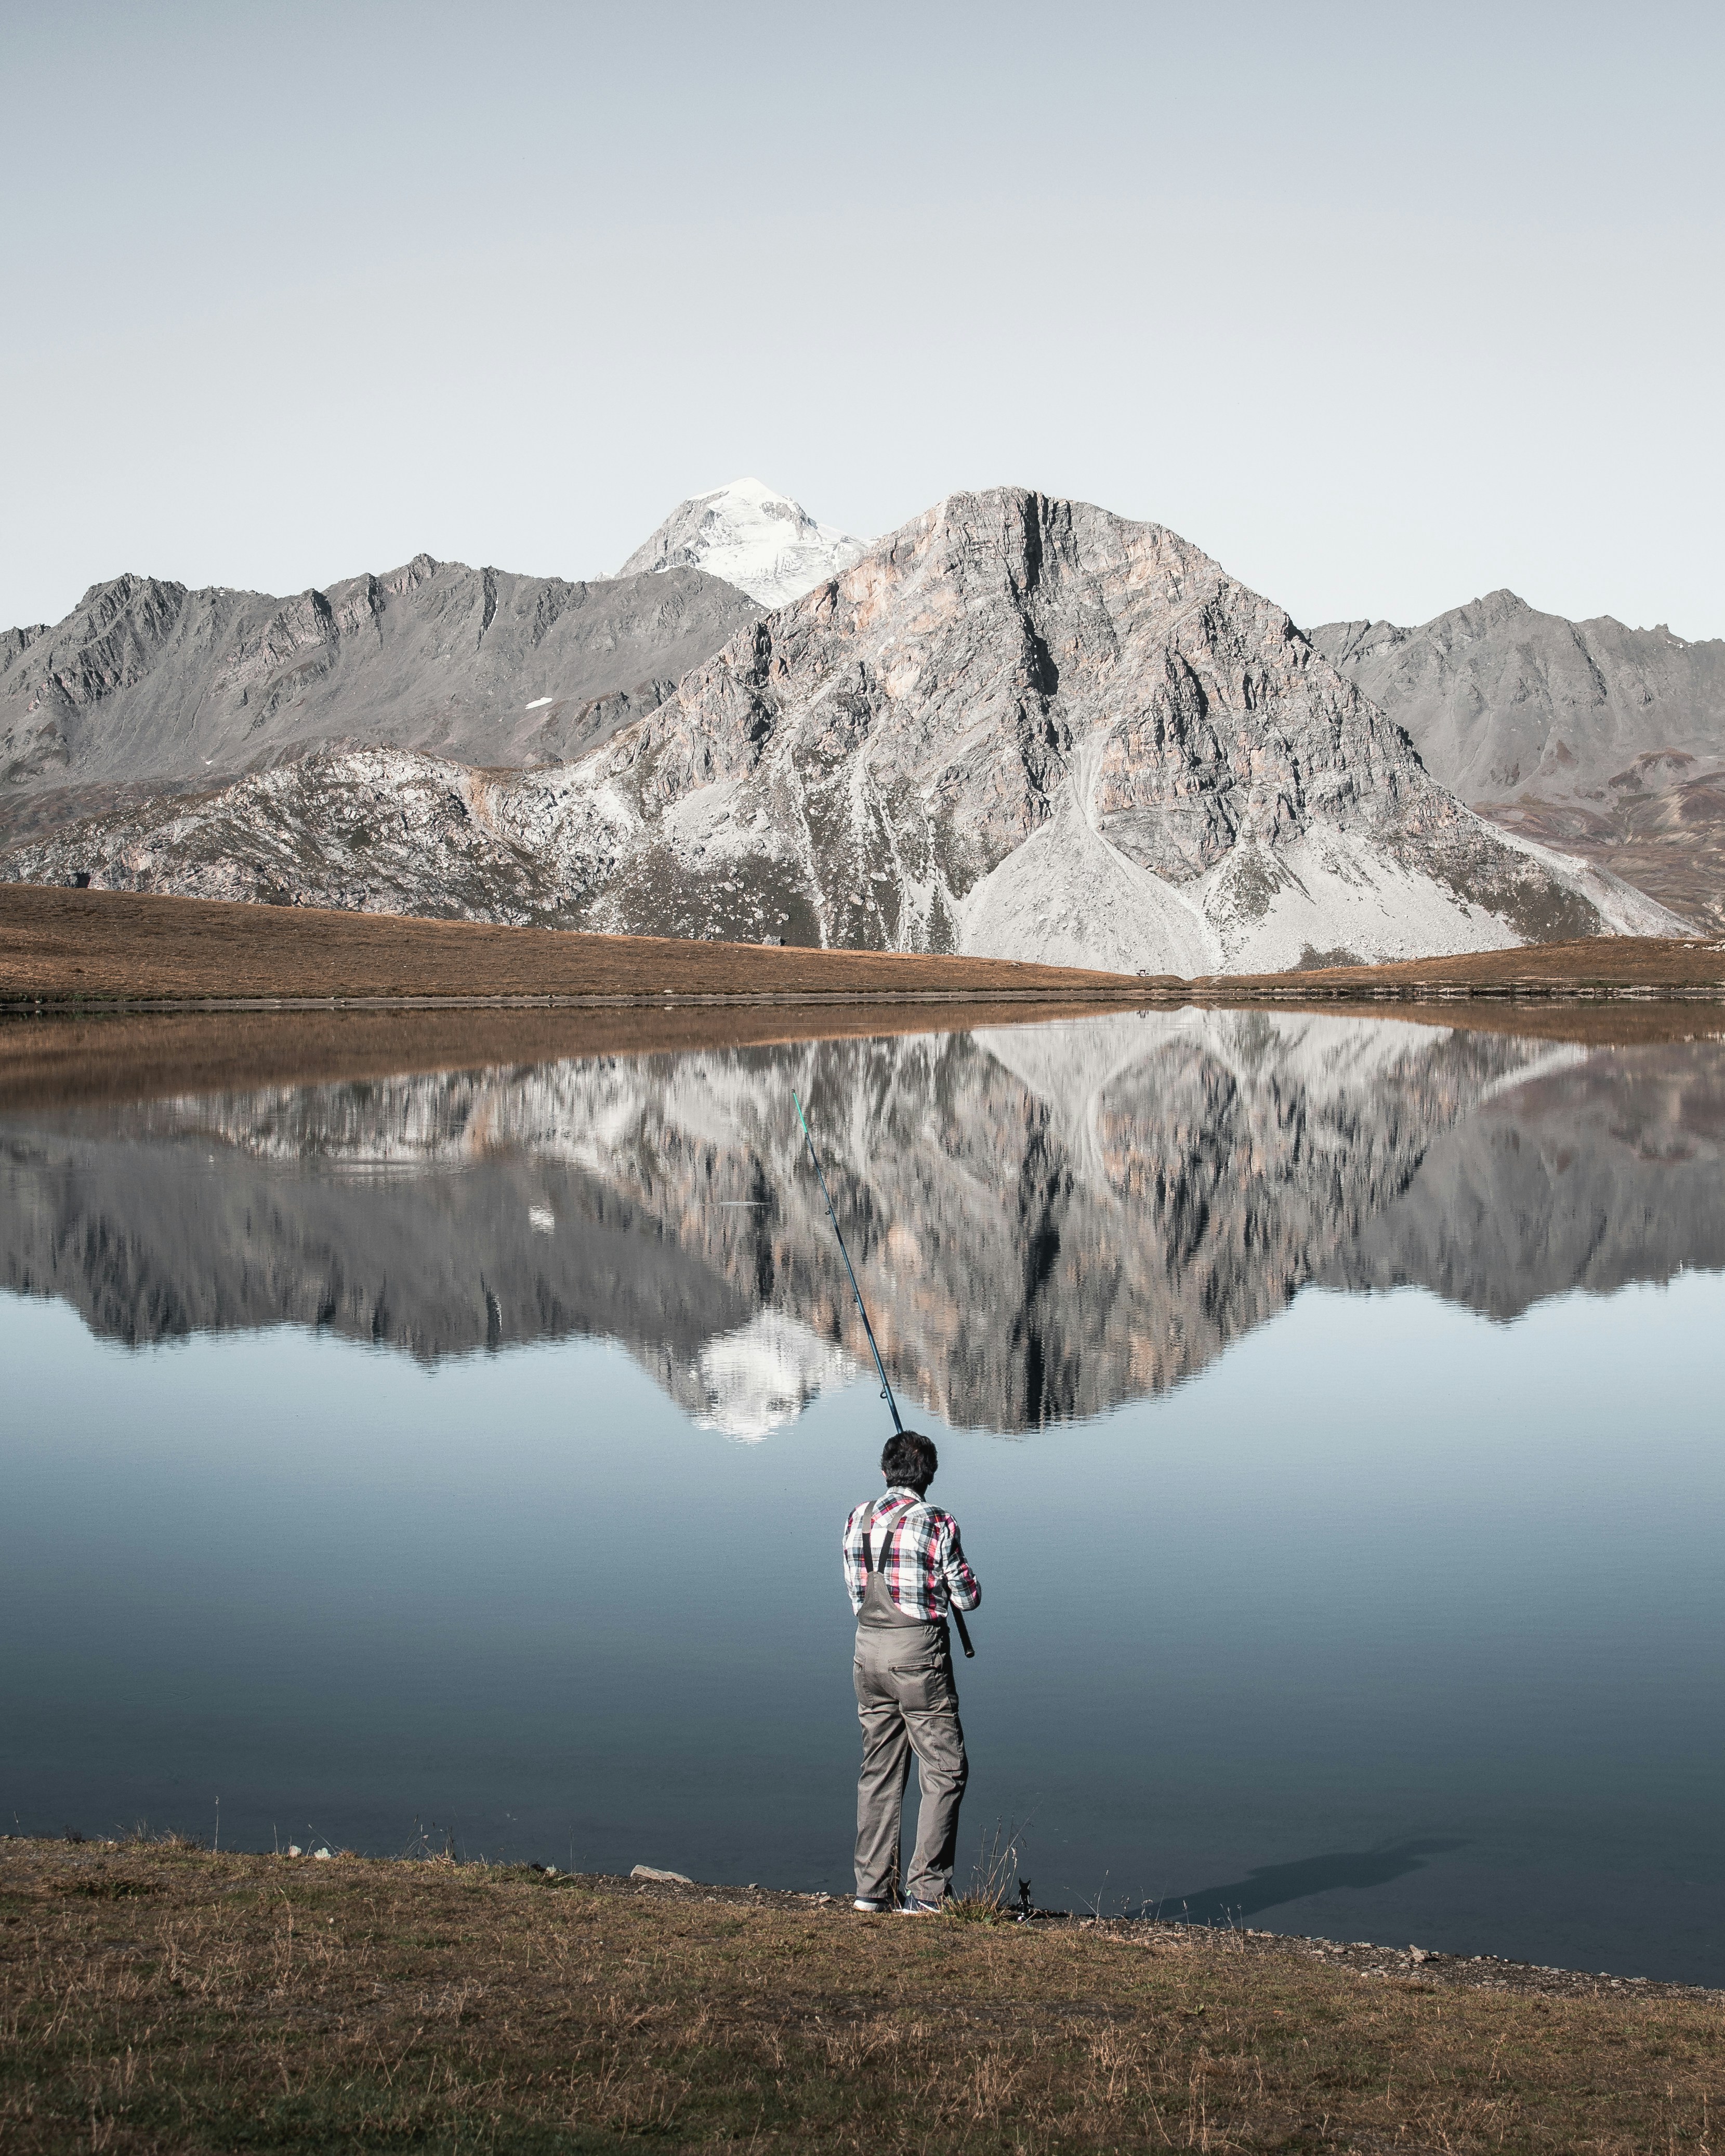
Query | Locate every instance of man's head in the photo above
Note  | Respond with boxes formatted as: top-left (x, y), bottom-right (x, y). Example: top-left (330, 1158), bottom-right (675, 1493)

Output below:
top-left (881, 1430), bottom-right (939, 1495)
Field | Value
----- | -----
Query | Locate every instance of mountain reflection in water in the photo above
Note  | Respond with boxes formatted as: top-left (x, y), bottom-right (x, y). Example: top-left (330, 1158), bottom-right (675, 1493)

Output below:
top-left (3, 1012), bottom-right (1721, 1436)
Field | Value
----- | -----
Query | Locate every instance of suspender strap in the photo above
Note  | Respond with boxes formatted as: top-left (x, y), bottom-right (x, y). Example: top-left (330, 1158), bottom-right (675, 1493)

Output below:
top-left (860, 1500), bottom-right (897, 1573)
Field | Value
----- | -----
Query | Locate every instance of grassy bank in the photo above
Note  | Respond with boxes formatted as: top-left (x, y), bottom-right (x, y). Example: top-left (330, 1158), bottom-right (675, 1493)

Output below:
top-left (4, 883), bottom-right (1722, 1013)
top-left (2, 1841), bottom-right (1719, 2152)
top-left (0, 885), bottom-right (1144, 1007)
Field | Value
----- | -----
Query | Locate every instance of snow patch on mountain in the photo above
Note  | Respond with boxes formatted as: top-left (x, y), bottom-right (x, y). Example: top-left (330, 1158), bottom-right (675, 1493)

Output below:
top-left (616, 478), bottom-right (868, 608)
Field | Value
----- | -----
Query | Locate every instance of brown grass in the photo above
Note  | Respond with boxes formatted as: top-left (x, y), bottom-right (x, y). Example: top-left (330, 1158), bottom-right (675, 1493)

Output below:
top-left (2, 1840), bottom-right (1719, 2153)
top-left (4, 886), bottom-right (1722, 1015)
top-left (1215, 936), bottom-right (1725, 997)
top-left (0, 885), bottom-right (1144, 1006)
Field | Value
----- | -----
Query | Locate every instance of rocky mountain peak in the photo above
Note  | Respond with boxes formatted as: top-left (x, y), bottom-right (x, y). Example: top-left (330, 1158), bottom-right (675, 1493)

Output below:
top-left (1313, 590), bottom-right (1725, 799)
top-left (572, 485), bottom-right (1676, 968)
top-left (374, 552), bottom-right (442, 596)
top-left (75, 572), bottom-right (183, 612)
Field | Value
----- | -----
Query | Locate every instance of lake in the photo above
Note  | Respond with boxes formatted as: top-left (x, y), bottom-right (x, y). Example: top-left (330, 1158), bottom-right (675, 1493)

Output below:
top-left (3, 1007), bottom-right (1722, 1984)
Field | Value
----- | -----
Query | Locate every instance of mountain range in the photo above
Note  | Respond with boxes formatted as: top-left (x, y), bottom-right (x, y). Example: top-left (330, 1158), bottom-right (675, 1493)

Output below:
top-left (0, 555), bottom-right (757, 848)
top-left (4, 1019), bottom-right (1718, 1435)
top-left (0, 481), bottom-right (1705, 968)
top-left (1314, 591), bottom-right (1725, 932)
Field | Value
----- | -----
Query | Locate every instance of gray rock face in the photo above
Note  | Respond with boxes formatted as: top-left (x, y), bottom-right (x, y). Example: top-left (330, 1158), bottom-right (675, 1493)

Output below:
top-left (1312, 592), bottom-right (1725, 930)
top-left (3, 494), bottom-right (1685, 963)
top-left (579, 491), bottom-right (1680, 967)
top-left (0, 556), bottom-right (759, 845)
top-left (4, 1019), bottom-right (1718, 1435)
top-left (1312, 591), bottom-right (1725, 805)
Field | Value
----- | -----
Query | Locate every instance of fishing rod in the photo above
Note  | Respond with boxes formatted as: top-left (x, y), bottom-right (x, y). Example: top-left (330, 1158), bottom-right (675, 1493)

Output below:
top-left (793, 1089), bottom-right (974, 1659)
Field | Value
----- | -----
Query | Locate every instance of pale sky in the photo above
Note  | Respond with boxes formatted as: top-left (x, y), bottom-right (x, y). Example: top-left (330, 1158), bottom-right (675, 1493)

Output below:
top-left (6, 0), bottom-right (1722, 639)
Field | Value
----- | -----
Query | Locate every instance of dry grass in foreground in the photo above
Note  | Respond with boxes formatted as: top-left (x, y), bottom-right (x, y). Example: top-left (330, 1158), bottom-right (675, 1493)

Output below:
top-left (2, 1841), bottom-right (1719, 2154)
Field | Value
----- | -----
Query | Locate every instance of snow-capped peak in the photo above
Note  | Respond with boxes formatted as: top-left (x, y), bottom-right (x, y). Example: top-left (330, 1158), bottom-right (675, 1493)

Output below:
top-left (616, 477), bottom-right (870, 609)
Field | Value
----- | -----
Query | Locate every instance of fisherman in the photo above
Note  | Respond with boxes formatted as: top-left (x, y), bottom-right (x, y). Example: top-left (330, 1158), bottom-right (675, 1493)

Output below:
top-left (842, 1430), bottom-right (981, 1914)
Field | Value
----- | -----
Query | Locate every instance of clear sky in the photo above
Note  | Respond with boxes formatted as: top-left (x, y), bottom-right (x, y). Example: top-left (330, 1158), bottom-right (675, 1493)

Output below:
top-left (5, 1), bottom-right (1722, 638)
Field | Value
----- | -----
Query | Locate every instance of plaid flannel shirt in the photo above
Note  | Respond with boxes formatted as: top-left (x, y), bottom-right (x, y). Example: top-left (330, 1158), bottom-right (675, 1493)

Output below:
top-left (842, 1486), bottom-right (981, 1622)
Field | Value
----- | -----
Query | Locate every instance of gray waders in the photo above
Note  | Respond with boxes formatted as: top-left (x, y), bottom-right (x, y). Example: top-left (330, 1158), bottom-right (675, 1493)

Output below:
top-left (853, 1500), bottom-right (969, 1905)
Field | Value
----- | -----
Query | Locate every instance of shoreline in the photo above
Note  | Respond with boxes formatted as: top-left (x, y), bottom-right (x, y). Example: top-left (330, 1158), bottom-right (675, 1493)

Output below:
top-left (6, 1834), bottom-right (1716, 2003)
top-left (3, 882), bottom-right (1722, 1013)
top-left (4, 1836), bottom-right (1717, 2152)
top-left (14, 1837), bottom-right (1706, 2002)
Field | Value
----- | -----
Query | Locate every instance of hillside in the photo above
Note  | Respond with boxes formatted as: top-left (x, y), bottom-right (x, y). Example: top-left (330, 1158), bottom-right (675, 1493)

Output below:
top-left (0, 882), bottom-right (1145, 1004)
top-left (1313, 591), bottom-right (1725, 930)
top-left (0, 556), bottom-right (759, 845)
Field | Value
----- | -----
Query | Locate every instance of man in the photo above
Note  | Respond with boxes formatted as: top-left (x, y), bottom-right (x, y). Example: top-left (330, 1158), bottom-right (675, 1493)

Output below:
top-left (841, 1430), bottom-right (981, 1913)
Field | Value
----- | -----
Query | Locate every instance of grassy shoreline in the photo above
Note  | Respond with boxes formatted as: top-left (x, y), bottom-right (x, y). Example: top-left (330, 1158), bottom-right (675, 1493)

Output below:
top-left (3, 1839), bottom-right (1719, 2152)
top-left (4, 883), bottom-right (1722, 1012)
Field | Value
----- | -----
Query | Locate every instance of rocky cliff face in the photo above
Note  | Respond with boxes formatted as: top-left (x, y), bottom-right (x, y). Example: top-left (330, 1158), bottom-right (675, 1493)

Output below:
top-left (578, 492), bottom-right (1680, 968)
top-left (1312, 592), bottom-right (1725, 930)
top-left (5, 1017), bottom-right (1718, 1436)
top-left (0, 556), bottom-right (759, 845)
top-left (6, 492), bottom-right (1683, 965)
top-left (618, 478), bottom-right (868, 608)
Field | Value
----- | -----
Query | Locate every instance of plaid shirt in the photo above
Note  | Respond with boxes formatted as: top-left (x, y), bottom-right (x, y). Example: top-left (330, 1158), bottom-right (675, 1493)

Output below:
top-left (842, 1487), bottom-right (981, 1622)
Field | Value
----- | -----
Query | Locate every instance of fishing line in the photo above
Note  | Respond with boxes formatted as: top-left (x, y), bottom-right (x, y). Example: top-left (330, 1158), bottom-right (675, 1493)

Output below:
top-left (793, 1089), bottom-right (975, 1659)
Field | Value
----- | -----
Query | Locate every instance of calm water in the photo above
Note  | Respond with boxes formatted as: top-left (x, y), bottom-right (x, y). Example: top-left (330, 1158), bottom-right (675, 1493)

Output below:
top-left (3, 1011), bottom-right (1722, 1982)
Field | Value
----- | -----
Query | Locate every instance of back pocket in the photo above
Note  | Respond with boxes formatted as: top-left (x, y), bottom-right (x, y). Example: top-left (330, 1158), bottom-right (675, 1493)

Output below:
top-left (890, 1659), bottom-right (954, 1712)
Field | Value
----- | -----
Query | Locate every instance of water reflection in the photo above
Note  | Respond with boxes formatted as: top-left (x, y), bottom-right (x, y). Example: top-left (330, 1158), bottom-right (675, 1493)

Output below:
top-left (3, 1012), bottom-right (1721, 1434)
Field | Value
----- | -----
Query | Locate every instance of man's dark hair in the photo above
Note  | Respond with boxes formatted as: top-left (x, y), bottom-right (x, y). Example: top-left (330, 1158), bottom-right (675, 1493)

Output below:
top-left (882, 1430), bottom-right (938, 1494)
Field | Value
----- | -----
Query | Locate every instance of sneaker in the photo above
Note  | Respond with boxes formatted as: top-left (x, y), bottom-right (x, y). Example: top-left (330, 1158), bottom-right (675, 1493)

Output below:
top-left (896, 1897), bottom-right (944, 1915)
top-left (852, 1896), bottom-right (891, 1913)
